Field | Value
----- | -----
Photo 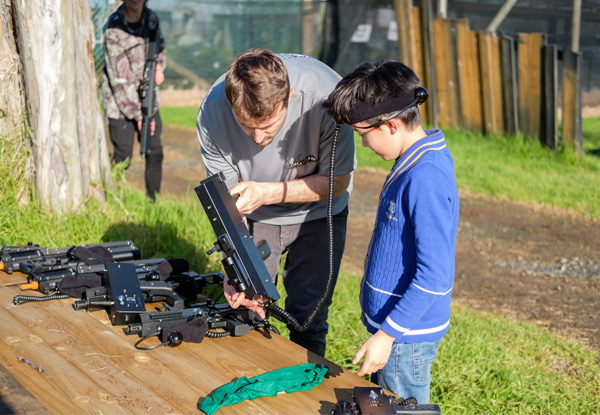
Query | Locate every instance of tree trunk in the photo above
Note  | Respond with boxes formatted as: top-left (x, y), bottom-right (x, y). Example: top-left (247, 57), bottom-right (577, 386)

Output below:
top-left (0, 0), bottom-right (33, 204)
top-left (0, 0), bottom-right (24, 138)
top-left (10, 0), bottom-right (112, 212)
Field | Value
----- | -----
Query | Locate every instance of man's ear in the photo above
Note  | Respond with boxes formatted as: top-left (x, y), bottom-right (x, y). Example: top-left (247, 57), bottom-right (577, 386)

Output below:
top-left (289, 88), bottom-right (296, 100)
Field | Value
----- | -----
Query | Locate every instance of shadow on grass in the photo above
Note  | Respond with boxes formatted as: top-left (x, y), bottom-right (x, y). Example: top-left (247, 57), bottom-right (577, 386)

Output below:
top-left (101, 220), bottom-right (212, 273)
top-left (586, 147), bottom-right (600, 157)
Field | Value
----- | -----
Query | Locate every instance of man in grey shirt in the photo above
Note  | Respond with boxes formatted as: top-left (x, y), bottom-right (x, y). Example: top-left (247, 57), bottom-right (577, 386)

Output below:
top-left (196, 48), bottom-right (356, 356)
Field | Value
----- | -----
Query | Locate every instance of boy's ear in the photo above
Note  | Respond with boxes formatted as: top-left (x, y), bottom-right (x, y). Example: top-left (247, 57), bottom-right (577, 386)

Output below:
top-left (386, 118), bottom-right (400, 135)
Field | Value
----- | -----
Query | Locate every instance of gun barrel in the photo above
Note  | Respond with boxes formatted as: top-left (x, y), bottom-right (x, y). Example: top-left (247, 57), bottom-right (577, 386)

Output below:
top-left (139, 115), bottom-right (152, 158)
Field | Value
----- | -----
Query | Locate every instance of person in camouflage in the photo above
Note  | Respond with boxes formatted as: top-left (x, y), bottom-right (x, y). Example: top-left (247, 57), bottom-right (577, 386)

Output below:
top-left (102, 0), bottom-right (166, 200)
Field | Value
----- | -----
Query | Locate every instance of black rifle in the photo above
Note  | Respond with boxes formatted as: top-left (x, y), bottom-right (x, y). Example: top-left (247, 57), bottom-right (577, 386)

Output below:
top-left (332, 387), bottom-right (441, 415)
top-left (0, 240), bottom-right (141, 274)
top-left (194, 173), bottom-right (280, 303)
top-left (20, 258), bottom-right (167, 294)
top-left (139, 17), bottom-right (159, 159)
top-left (73, 266), bottom-right (225, 323)
top-left (123, 301), bottom-right (269, 340)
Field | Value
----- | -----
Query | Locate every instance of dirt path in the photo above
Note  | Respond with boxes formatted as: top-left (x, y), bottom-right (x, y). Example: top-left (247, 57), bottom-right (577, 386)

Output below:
top-left (125, 125), bottom-right (600, 352)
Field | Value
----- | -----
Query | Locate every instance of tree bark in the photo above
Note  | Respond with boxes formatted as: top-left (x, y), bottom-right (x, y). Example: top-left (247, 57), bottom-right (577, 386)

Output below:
top-left (0, 0), bottom-right (25, 138)
top-left (10, 0), bottom-right (112, 212)
top-left (0, 0), bottom-right (33, 204)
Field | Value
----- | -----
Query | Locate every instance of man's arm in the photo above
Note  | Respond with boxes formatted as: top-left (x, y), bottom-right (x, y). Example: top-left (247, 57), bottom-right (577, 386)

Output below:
top-left (230, 173), bottom-right (352, 216)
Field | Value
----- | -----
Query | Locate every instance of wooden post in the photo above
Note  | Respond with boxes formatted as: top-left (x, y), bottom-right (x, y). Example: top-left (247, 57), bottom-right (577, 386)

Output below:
top-left (433, 17), bottom-right (459, 128)
top-left (541, 45), bottom-right (558, 149)
top-left (562, 0), bottom-right (583, 154)
top-left (456, 19), bottom-right (483, 133)
top-left (302, 0), bottom-right (314, 57)
top-left (394, 0), bottom-right (417, 69)
top-left (486, 0), bottom-right (519, 33)
top-left (438, 0), bottom-right (447, 19)
top-left (562, 50), bottom-right (583, 154)
top-left (500, 35), bottom-right (518, 134)
top-left (517, 33), bottom-right (545, 139)
top-left (420, 0), bottom-right (438, 127)
top-left (478, 31), bottom-right (503, 135)
top-left (411, 6), bottom-right (430, 125)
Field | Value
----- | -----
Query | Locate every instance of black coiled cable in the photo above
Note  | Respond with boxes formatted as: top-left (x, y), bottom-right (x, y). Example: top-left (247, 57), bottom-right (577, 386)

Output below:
top-left (267, 124), bottom-right (340, 332)
top-left (13, 292), bottom-right (70, 306)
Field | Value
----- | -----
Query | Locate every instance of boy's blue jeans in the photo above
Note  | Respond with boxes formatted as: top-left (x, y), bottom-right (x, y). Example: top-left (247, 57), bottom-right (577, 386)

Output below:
top-left (371, 340), bottom-right (440, 404)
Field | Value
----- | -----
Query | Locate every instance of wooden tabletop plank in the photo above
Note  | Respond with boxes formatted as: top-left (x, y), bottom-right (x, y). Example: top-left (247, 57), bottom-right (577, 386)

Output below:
top-left (0, 272), bottom-right (374, 414)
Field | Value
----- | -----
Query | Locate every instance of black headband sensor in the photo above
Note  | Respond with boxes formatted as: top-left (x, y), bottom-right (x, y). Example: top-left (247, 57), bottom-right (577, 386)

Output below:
top-left (351, 86), bottom-right (429, 129)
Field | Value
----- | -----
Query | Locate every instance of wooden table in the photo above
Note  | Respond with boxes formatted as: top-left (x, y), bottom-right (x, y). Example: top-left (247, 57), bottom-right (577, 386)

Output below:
top-left (0, 270), bottom-right (375, 414)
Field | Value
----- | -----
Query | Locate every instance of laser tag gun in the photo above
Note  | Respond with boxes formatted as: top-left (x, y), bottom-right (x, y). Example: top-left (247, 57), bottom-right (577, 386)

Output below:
top-left (0, 240), bottom-right (140, 274)
top-left (332, 387), bottom-right (441, 415)
top-left (138, 15), bottom-right (159, 159)
top-left (71, 261), bottom-right (167, 325)
top-left (194, 173), bottom-right (280, 303)
top-left (17, 258), bottom-right (167, 295)
top-left (123, 301), bottom-right (267, 340)
top-left (73, 266), bottom-right (225, 322)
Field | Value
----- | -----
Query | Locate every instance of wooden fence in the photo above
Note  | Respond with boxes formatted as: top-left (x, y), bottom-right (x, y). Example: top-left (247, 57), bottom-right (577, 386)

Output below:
top-left (394, 1), bottom-right (582, 151)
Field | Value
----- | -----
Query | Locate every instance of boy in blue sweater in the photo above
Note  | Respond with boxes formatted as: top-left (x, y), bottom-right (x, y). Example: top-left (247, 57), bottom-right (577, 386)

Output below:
top-left (323, 60), bottom-right (459, 403)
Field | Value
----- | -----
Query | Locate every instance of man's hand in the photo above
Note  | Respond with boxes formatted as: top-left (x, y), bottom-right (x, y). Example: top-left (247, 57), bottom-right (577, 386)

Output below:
top-left (223, 278), bottom-right (266, 319)
top-left (354, 329), bottom-right (395, 376)
top-left (155, 63), bottom-right (165, 85)
top-left (137, 119), bottom-right (156, 136)
top-left (230, 181), bottom-right (276, 216)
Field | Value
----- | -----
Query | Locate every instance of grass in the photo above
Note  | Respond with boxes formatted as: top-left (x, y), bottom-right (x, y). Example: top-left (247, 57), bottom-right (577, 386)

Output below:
top-left (160, 106), bottom-right (200, 130)
top-left (2, 112), bottom-right (600, 414)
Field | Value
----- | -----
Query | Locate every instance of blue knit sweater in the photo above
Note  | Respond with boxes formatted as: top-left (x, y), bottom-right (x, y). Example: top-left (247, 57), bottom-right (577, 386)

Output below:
top-left (360, 129), bottom-right (459, 344)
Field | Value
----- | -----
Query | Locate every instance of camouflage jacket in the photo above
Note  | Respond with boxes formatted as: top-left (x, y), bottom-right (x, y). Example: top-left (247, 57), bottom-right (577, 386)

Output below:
top-left (102, 4), bottom-right (166, 121)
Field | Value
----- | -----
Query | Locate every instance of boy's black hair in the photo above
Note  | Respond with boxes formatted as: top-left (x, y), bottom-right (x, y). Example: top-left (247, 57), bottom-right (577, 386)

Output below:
top-left (324, 60), bottom-right (422, 129)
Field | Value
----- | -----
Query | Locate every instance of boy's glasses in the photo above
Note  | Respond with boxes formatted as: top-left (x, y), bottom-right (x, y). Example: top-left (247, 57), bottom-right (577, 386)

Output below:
top-left (354, 86), bottom-right (429, 130)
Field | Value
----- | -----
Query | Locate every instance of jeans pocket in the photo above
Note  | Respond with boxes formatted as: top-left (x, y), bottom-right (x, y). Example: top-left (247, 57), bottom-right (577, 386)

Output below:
top-left (413, 341), bottom-right (440, 384)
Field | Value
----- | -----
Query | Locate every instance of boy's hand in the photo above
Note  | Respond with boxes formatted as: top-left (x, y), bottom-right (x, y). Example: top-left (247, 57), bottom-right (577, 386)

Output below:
top-left (354, 329), bottom-right (395, 376)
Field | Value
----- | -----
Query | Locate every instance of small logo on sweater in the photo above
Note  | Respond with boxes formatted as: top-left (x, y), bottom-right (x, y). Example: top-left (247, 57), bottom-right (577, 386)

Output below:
top-left (291, 155), bottom-right (316, 168)
top-left (386, 201), bottom-right (398, 221)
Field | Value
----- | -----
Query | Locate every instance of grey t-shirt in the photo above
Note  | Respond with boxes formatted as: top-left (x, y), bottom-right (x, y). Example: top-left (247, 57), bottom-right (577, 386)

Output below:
top-left (197, 53), bottom-right (356, 225)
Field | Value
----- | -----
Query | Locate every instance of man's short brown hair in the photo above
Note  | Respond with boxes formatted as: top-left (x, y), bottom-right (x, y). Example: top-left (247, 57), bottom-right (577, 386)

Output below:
top-left (224, 48), bottom-right (290, 124)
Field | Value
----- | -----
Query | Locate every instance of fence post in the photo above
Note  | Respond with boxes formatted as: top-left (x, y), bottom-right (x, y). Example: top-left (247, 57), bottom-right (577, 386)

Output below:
top-left (456, 19), bottom-right (483, 133)
top-left (541, 44), bottom-right (558, 149)
top-left (517, 33), bottom-right (546, 139)
top-left (394, 0), bottom-right (417, 69)
top-left (562, 50), bottom-right (583, 154)
top-left (478, 31), bottom-right (504, 135)
top-left (500, 35), bottom-right (518, 134)
top-left (420, 0), bottom-right (438, 127)
top-left (302, 0), bottom-right (314, 57)
top-left (410, 5), bottom-right (431, 125)
top-left (433, 17), bottom-right (459, 128)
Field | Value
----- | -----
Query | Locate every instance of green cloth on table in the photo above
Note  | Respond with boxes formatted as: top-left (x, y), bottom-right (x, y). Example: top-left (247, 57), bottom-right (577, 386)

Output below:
top-left (198, 363), bottom-right (329, 415)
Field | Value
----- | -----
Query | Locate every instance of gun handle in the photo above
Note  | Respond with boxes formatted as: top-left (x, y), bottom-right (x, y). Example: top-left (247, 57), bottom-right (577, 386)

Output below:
top-left (139, 116), bottom-right (151, 159)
